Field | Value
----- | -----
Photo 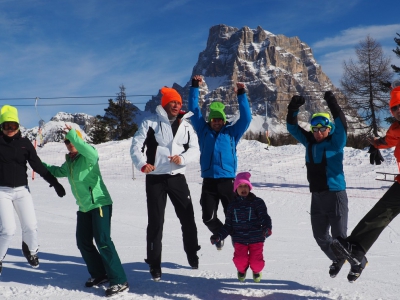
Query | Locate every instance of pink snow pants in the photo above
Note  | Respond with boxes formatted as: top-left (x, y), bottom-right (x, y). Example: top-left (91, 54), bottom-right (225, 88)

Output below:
top-left (233, 242), bottom-right (265, 273)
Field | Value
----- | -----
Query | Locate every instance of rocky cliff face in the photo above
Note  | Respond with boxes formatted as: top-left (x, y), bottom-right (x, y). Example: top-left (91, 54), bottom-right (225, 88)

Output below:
top-left (145, 24), bottom-right (348, 132)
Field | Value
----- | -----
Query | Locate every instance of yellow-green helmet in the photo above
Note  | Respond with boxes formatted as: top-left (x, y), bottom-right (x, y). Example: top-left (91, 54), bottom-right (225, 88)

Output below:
top-left (310, 112), bottom-right (332, 130)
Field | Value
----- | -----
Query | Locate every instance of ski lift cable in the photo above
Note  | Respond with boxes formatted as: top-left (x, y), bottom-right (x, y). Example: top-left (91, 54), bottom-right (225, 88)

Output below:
top-left (12, 102), bottom-right (147, 107)
top-left (0, 94), bottom-right (154, 101)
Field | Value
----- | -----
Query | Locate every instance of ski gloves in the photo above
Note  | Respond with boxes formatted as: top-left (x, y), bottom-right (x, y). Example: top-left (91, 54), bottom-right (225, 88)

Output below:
top-left (288, 91), bottom-right (336, 111)
top-left (368, 145), bottom-right (384, 165)
top-left (287, 95), bottom-right (305, 110)
top-left (43, 171), bottom-right (66, 197)
top-left (210, 234), bottom-right (220, 245)
top-left (52, 182), bottom-right (66, 198)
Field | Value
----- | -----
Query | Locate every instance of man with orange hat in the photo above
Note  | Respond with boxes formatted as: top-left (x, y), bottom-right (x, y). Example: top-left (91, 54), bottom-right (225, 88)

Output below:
top-left (130, 86), bottom-right (200, 281)
top-left (332, 83), bottom-right (400, 282)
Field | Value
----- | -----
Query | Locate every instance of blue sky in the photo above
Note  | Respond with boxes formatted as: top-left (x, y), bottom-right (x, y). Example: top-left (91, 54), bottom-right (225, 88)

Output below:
top-left (0, 0), bottom-right (399, 129)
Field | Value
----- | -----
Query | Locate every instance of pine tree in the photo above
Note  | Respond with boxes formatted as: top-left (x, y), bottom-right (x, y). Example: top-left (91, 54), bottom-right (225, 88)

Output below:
top-left (391, 33), bottom-right (400, 75)
top-left (102, 85), bottom-right (138, 140)
top-left (88, 115), bottom-right (109, 144)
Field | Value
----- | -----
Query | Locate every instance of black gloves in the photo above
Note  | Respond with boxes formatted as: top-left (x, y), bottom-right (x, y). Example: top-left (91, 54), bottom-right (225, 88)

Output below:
top-left (288, 95), bottom-right (305, 110)
top-left (368, 145), bottom-right (384, 165)
top-left (237, 87), bottom-right (245, 95)
top-left (210, 234), bottom-right (221, 245)
top-left (52, 182), bottom-right (66, 197)
top-left (323, 91), bottom-right (337, 104)
top-left (191, 78), bottom-right (200, 88)
top-left (43, 171), bottom-right (66, 197)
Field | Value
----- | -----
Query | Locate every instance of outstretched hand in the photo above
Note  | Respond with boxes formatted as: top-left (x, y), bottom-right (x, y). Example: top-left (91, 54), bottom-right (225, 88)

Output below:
top-left (210, 234), bottom-right (220, 245)
top-left (234, 82), bottom-right (245, 93)
top-left (192, 75), bottom-right (203, 87)
top-left (63, 123), bottom-right (72, 135)
top-left (368, 145), bottom-right (384, 165)
top-left (50, 182), bottom-right (66, 197)
top-left (288, 95), bottom-right (305, 110)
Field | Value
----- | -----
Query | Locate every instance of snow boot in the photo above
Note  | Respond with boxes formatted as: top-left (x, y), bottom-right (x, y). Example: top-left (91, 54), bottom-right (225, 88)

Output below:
top-left (329, 258), bottom-right (346, 278)
top-left (105, 281), bottom-right (129, 297)
top-left (348, 256), bottom-right (368, 283)
top-left (215, 240), bottom-right (224, 251)
top-left (22, 242), bottom-right (39, 268)
top-left (237, 271), bottom-right (246, 282)
top-left (85, 274), bottom-right (109, 287)
top-left (149, 264), bottom-right (161, 281)
top-left (253, 272), bottom-right (262, 283)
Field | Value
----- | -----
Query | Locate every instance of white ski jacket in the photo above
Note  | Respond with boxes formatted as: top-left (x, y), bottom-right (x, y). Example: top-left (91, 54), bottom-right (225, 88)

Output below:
top-left (130, 105), bottom-right (199, 175)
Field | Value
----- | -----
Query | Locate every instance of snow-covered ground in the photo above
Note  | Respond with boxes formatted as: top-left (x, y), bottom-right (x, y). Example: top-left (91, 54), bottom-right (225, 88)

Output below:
top-left (1, 139), bottom-right (399, 299)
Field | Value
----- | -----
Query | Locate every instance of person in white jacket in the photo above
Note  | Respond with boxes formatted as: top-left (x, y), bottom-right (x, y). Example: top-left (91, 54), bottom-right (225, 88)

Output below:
top-left (130, 87), bottom-right (200, 281)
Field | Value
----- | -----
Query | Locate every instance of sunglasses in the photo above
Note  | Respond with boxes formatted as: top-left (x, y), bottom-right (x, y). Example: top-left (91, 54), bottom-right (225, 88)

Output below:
top-left (64, 139), bottom-right (71, 145)
top-left (390, 104), bottom-right (400, 112)
top-left (2, 122), bottom-right (19, 131)
top-left (210, 118), bottom-right (224, 122)
top-left (311, 127), bottom-right (329, 133)
top-left (310, 116), bottom-right (330, 127)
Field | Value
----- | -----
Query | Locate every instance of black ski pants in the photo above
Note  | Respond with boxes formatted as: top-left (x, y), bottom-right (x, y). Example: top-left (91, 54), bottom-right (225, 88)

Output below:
top-left (348, 181), bottom-right (400, 253)
top-left (310, 190), bottom-right (348, 261)
top-left (200, 178), bottom-right (235, 234)
top-left (145, 174), bottom-right (199, 266)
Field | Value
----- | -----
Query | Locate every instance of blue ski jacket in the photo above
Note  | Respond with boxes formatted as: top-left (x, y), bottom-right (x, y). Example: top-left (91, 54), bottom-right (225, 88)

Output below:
top-left (286, 96), bottom-right (347, 192)
top-left (188, 87), bottom-right (252, 178)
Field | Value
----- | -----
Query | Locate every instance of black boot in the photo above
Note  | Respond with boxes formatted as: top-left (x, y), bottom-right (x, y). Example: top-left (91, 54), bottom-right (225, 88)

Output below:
top-left (329, 258), bottom-right (346, 278)
top-left (347, 256), bottom-right (368, 282)
top-left (22, 242), bottom-right (39, 268)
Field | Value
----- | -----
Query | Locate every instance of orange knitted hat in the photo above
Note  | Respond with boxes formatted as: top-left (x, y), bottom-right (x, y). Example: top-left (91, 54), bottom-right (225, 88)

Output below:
top-left (160, 87), bottom-right (182, 107)
top-left (390, 86), bottom-right (400, 109)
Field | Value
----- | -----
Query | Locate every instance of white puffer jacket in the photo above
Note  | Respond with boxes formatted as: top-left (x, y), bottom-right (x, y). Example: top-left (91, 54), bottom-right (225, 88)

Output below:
top-left (130, 105), bottom-right (199, 175)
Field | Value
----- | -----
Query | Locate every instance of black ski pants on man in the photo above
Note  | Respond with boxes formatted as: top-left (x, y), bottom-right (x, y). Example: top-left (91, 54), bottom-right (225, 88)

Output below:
top-left (145, 174), bottom-right (199, 267)
top-left (310, 190), bottom-right (348, 261)
top-left (347, 181), bottom-right (400, 253)
top-left (200, 178), bottom-right (235, 234)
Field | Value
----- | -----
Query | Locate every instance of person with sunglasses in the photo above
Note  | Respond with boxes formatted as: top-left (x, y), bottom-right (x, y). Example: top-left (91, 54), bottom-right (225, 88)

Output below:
top-left (0, 105), bottom-right (66, 275)
top-left (332, 85), bottom-right (400, 282)
top-left (188, 75), bottom-right (252, 251)
top-left (42, 125), bottom-right (128, 297)
top-left (286, 92), bottom-right (350, 280)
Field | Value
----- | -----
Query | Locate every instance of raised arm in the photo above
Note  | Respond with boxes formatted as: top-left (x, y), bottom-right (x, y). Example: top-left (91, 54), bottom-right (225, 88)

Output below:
top-left (188, 75), bottom-right (206, 131)
top-left (286, 95), bottom-right (310, 145)
top-left (231, 82), bottom-right (252, 139)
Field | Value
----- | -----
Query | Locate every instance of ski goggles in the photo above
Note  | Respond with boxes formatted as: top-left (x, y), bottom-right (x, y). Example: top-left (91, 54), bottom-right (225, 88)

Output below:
top-left (310, 116), bottom-right (330, 128)
top-left (2, 122), bottom-right (19, 131)
top-left (311, 127), bottom-right (329, 133)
